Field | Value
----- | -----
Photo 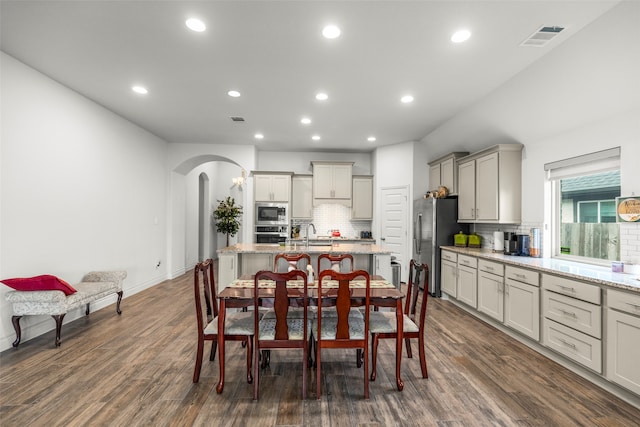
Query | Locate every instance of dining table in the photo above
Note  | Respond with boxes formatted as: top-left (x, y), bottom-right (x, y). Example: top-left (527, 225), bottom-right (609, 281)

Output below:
top-left (215, 275), bottom-right (405, 394)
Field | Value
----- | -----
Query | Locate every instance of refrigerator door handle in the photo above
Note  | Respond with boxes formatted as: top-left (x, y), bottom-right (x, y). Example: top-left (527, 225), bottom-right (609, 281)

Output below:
top-left (414, 213), bottom-right (422, 254)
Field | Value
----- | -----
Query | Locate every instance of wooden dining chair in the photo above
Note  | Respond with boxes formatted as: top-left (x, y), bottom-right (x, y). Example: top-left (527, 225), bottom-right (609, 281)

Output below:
top-left (313, 269), bottom-right (371, 399)
top-left (369, 259), bottom-right (429, 382)
top-left (317, 253), bottom-right (354, 273)
top-left (253, 269), bottom-right (310, 400)
top-left (193, 259), bottom-right (254, 384)
top-left (264, 253), bottom-right (312, 367)
top-left (274, 253), bottom-right (311, 272)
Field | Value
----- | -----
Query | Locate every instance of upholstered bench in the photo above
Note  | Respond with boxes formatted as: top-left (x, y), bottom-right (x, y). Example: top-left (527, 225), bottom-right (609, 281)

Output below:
top-left (4, 271), bottom-right (126, 347)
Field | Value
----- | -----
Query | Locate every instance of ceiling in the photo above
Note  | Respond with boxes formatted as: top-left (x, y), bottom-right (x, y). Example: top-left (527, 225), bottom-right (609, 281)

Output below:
top-left (0, 1), bottom-right (620, 152)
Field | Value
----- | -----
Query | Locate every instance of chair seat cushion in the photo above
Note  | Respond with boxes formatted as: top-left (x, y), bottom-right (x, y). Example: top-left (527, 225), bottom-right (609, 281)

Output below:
top-left (205, 310), bottom-right (255, 336)
top-left (313, 306), bottom-right (363, 319)
top-left (261, 307), bottom-right (307, 319)
top-left (258, 317), bottom-right (309, 340)
top-left (368, 311), bottom-right (419, 334)
top-left (312, 316), bottom-right (366, 340)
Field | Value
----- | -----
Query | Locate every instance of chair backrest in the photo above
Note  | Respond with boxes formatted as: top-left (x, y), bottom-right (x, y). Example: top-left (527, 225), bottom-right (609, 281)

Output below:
top-left (406, 259), bottom-right (429, 331)
top-left (274, 253), bottom-right (311, 273)
top-left (254, 269), bottom-right (308, 340)
top-left (194, 259), bottom-right (217, 335)
top-left (317, 269), bottom-right (370, 339)
top-left (317, 253), bottom-right (354, 274)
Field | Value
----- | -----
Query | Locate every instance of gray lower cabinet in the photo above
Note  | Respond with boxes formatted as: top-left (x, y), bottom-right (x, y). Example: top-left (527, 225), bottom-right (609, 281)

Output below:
top-left (542, 274), bottom-right (602, 373)
top-left (477, 259), bottom-right (504, 322)
top-left (504, 265), bottom-right (540, 341)
top-left (457, 255), bottom-right (478, 308)
top-left (441, 251), bottom-right (457, 297)
top-left (439, 250), bottom-right (640, 400)
top-left (606, 288), bottom-right (640, 395)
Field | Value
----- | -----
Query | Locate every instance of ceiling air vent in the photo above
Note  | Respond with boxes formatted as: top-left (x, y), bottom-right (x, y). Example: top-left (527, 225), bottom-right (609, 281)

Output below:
top-left (230, 116), bottom-right (245, 122)
top-left (520, 26), bottom-right (565, 47)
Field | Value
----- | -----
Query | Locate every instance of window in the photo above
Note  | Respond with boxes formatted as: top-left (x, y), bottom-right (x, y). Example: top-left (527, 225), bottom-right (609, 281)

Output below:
top-left (546, 148), bottom-right (621, 263)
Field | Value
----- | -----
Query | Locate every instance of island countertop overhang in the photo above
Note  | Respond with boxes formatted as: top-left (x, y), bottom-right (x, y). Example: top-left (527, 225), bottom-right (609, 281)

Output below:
top-left (217, 243), bottom-right (392, 255)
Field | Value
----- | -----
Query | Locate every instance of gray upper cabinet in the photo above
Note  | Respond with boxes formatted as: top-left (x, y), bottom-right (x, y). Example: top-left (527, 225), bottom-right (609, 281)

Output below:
top-left (457, 144), bottom-right (523, 224)
top-left (312, 161), bottom-right (353, 206)
top-left (352, 175), bottom-right (373, 220)
top-left (253, 172), bottom-right (292, 202)
top-left (428, 152), bottom-right (468, 195)
top-left (291, 175), bottom-right (313, 219)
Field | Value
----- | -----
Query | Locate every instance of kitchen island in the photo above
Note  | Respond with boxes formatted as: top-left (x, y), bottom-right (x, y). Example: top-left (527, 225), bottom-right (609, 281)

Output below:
top-left (217, 242), bottom-right (392, 291)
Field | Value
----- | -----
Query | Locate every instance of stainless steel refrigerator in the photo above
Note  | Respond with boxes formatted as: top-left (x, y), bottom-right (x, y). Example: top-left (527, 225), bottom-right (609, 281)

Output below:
top-left (413, 197), bottom-right (467, 297)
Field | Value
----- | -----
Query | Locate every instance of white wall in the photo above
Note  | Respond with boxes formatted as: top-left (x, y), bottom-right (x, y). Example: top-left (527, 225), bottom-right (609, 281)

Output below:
top-left (257, 150), bottom-right (372, 175)
top-left (0, 53), bottom-right (169, 350)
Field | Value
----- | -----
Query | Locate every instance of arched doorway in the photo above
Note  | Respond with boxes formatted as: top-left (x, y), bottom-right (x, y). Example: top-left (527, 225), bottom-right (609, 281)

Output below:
top-left (169, 152), bottom-right (253, 277)
top-left (198, 172), bottom-right (209, 262)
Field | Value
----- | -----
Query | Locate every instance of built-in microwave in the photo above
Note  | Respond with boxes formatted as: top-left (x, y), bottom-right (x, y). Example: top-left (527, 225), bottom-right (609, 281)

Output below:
top-left (255, 203), bottom-right (287, 225)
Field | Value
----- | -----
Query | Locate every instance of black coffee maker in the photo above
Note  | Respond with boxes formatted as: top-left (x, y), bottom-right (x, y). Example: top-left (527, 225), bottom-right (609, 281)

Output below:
top-left (517, 234), bottom-right (530, 256)
top-left (504, 232), bottom-right (518, 255)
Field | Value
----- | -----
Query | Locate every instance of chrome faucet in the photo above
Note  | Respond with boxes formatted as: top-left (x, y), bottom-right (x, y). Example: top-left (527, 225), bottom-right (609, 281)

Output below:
top-left (305, 223), bottom-right (316, 248)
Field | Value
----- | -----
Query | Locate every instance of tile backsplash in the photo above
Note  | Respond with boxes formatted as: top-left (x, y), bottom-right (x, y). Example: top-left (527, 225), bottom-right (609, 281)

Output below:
top-left (292, 204), bottom-right (372, 239)
top-left (471, 221), bottom-right (640, 266)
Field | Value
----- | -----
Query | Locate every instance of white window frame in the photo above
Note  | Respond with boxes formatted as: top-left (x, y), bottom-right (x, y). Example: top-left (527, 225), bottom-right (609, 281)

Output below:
top-left (545, 147), bottom-right (621, 265)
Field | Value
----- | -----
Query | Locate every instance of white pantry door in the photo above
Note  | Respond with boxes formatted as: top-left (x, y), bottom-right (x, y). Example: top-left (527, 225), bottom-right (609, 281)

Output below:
top-left (380, 186), bottom-right (409, 281)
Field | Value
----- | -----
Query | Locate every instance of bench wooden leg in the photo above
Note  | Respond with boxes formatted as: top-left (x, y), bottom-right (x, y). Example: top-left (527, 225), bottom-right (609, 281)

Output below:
top-left (52, 314), bottom-right (66, 346)
top-left (116, 291), bottom-right (123, 315)
top-left (11, 316), bottom-right (22, 347)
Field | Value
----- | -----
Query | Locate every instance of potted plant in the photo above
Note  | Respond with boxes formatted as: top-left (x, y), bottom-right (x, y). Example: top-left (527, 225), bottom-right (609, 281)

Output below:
top-left (213, 196), bottom-right (243, 246)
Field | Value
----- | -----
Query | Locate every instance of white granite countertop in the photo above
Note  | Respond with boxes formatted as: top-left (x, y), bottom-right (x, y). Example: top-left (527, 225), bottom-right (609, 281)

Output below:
top-left (441, 246), bottom-right (640, 294)
top-left (218, 243), bottom-right (392, 255)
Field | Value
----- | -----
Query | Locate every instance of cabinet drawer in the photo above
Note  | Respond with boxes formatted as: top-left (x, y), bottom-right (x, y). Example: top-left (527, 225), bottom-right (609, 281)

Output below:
top-left (543, 318), bottom-right (601, 373)
top-left (478, 259), bottom-right (504, 276)
top-left (505, 265), bottom-right (539, 287)
top-left (458, 254), bottom-right (477, 268)
top-left (441, 250), bottom-right (457, 263)
top-left (542, 274), bottom-right (601, 305)
top-left (608, 288), bottom-right (640, 316)
top-left (543, 290), bottom-right (601, 339)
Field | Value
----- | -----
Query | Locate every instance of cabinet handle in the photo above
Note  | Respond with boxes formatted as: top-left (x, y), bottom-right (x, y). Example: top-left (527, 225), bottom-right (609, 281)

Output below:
top-left (515, 273), bottom-right (526, 279)
top-left (471, 208), bottom-right (475, 218)
top-left (558, 338), bottom-right (577, 350)
top-left (559, 309), bottom-right (577, 318)
top-left (558, 285), bottom-right (576, 293)
top-left (486, 266), bottom-right (494, 271)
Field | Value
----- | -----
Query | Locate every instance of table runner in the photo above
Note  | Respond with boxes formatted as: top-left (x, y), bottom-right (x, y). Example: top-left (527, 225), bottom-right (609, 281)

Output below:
top-left (228, 279), bottom-right (395, 289)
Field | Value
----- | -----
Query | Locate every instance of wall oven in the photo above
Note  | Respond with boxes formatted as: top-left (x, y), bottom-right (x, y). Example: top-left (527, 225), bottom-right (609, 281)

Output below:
top-left (255, 225), bottom-right (288, 244)
top-left (255, 203), bottom-right (287, 225)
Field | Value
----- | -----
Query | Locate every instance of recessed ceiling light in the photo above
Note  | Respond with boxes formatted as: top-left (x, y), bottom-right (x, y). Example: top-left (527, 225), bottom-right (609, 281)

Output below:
top-left (401, 95), bottom-right (414, 103)
top-left (367, 136), bottom-right (376, 142)
top-left (316, 92), bottom-right (328, 101)
top-left (132, 85), bottom-right (148, 95)
top-left (186, 18), bottom-right (206, 32)
top-left (312, 135), bottom-right (321, 141)
top-left (254, 133), bottom-right (264, 140)
top-left (322, 25), bottom-right (341, 39)
top-left (227, 90), bottom-right (241, 97)
top-left (301, 117), bottom-right (312, 125)
top-left (451, 29), bottom-right (471, 43)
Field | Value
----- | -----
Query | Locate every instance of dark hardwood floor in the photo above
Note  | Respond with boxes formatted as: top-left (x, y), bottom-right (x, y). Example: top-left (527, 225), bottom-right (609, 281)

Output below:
top-left (1, 267), bottom-right (639, 426)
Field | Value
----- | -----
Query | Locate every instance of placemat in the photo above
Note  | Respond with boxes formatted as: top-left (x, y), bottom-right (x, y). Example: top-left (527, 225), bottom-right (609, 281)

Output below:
top-left (228, 279), bottom-right (395, 289)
